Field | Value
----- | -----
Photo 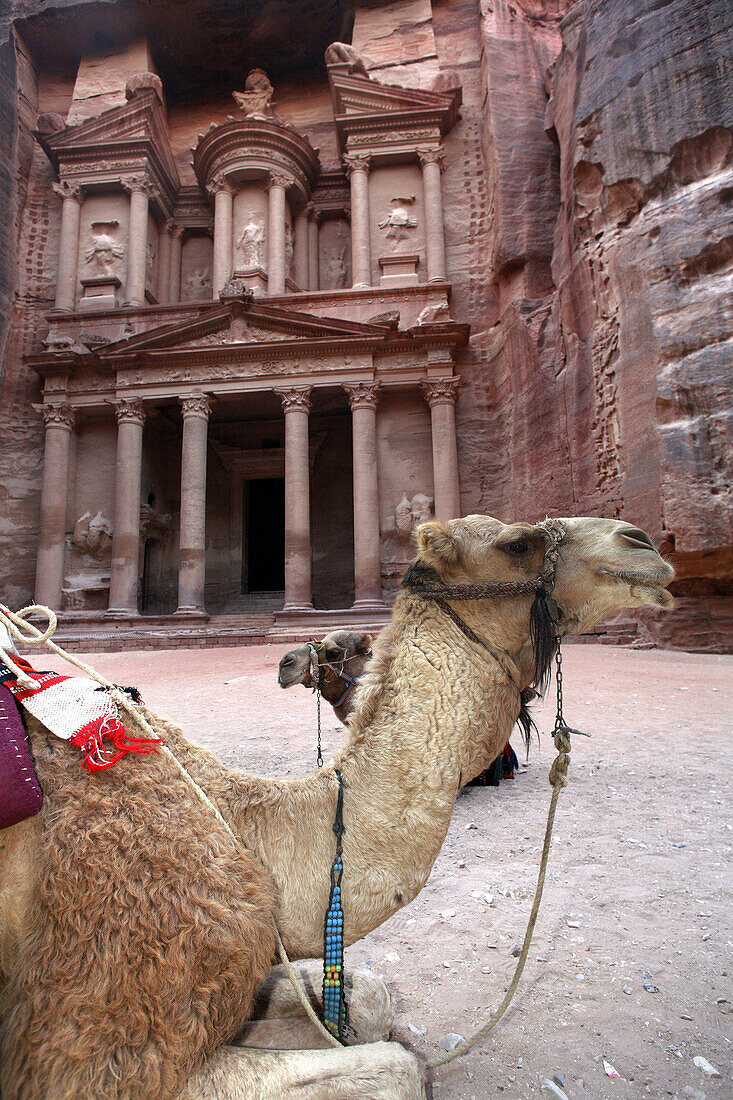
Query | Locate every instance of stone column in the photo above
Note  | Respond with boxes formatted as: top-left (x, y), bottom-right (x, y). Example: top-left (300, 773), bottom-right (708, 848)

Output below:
top-left (52, 182), bottom-right (83, 312)
top-left (418, 147), bottom-right (448, 283)
top-left (276, 387), bottom-right (313, 612)
top-left (293, 209), bottom-right (309, 290)
top-left (267, 173), bottom-right (291, 296)
top-left (157, 220), bottom-right (173, 304)
top-left (344, 154), bottom-right (372, 288)
top-left (177, 394), bottom-right (214, 616)
top-left (421, 377), bottom-right (463, 520)
top-left (307, 204), bottom-right (320, 291)
top-left (344, 381), bottom-right (384, 609)
top-left (169, 225), bottom-right (183, 302)
top-left (210, 175), bottom-right (234, 297)
top-left (107, 398), bottom-right (146, 617)
top-left (34, 403), bottom-right (75, 609)
top-left (123, 177), bottom-right (153, 306)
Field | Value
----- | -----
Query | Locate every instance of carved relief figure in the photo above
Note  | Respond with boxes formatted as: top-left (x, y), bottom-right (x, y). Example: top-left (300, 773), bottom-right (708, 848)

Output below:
top-left (145, 241), bottom-right (156, 286)
top-left (323, 245), bottom-right (347, 289)
top-left (184, 268), bottom-right (213, 300)
top-left (84, 222), bottom-right (125, 274)
top-left (236, 215), bottom-right (266, 269)
top-left (324, 41), bottom-right (369, 77)
top-left (284, 224), bottom-right (294, 277)
top-left (72, 512), bottom-right (113, 559)
top-left (232, 69), bottom-right (276, 119)
top-left (395, 492), bottom-right (434, 540)
top-left (378, 197), bottom-right (418, 247)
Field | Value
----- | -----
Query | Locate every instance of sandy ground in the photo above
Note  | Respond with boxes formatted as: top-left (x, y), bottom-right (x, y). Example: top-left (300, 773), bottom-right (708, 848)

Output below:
top-left (52, 642), bottom-right (732, 1100)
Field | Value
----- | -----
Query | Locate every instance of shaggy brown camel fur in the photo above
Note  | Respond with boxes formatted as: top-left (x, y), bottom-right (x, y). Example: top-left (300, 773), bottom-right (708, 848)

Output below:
top-left (278, 628), bottom-right (373, 723)
top-left (0, 516), bottom-right (674, 1100)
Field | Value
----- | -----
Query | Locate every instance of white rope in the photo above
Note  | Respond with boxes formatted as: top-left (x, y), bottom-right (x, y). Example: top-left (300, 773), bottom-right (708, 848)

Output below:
top-left (0, 602), bottom-right (341, 1049)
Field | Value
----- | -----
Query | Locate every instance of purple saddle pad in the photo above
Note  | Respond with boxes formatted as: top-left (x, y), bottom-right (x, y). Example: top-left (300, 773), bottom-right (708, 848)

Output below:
top-left (0, 682), bottom-right (43, 829)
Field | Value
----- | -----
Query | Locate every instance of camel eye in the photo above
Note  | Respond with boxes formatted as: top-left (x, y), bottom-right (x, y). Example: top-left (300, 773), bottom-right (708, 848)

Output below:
top-left (505, 538), bottom-right (530, 556)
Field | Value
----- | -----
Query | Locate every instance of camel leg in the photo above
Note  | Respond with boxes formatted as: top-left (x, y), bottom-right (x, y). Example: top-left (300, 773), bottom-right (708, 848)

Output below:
top-left (236, 961), bottom-right (394, 1049)
top-left (181, 1041), bottom-right (426, 1100)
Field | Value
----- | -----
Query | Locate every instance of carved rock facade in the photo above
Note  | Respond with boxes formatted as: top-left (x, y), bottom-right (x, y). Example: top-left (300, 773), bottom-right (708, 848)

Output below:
top-left (0, 0), bottom-right (729, 648)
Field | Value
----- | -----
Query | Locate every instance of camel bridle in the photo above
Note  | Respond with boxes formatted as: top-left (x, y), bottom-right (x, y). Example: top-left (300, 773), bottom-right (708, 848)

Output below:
top-left (403, 517), bottom-right (567, 690)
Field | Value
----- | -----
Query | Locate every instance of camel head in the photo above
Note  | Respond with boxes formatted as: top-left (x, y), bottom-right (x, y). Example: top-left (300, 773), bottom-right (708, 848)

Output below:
top-left (410, 515), bottom-right (674, 674)
top-left (278, 630), bottom-right (373, 690)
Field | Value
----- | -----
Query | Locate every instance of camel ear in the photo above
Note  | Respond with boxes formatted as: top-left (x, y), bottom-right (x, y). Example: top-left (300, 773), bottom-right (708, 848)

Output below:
top-left (416, 521), bottom-right (460, 571)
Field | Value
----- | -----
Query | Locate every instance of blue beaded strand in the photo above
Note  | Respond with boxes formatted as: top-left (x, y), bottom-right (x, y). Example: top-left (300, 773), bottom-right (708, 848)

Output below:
top-left (322, 771), bottom-right (349, 1040)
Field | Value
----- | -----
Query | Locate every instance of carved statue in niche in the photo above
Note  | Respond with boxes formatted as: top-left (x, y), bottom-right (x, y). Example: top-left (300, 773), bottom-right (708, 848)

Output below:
top-left (232, 69), bottom-right (277, 120)
top-left (146, 240), bottom-right (156, 286)
top-left (284, 224), bottom-right (294, 276)
top-left (184, 268), bottom-right (213, 300)
top-left (395, 492), bottom-right (435, 540)
top-left (236, 214), bottom-right (266, 269)
top-left (84, 222), bottom-right (125, 274)
top-left (323, 245), bottom-right (347, 290)
top-left (72, 511), bottom-right (113, 559)
top-left (378, 197), bottom-right (418, 248)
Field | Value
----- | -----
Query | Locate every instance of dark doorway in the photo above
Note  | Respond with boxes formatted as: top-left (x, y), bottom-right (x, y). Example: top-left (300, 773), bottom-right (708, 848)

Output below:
top-left (244, 478), bottom-right (285, 592)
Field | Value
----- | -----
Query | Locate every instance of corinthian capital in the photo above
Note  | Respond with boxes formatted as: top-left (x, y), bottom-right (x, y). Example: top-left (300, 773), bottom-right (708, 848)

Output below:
top-left (36, 402), bottom-right (76, 431)
top-left (267, 172), bottom-right (294, 192)
top-left (122, 175), bottom-right (158, 200)
top-left (343, 381), bottom-right (381, 411)
top-left (113, 397), bottom-right (146, 426)
top-left (52, 180), bottom-right (83, 204)
top-left (343, 153), bottom-right (372, 177)
top-left (420, 376), bottom-right (462, 408)
top-left (276, 386), bottom-right (312, 413)
top-left (180, 393), bottom-right (215, 421)
top-left (417, 146), bottom-right (446, 171)
top-left (208, 173), bottom-right (235, 198)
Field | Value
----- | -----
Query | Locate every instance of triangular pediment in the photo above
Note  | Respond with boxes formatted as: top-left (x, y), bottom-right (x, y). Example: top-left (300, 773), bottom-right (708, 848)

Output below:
top-left (332, 72), bottom-right (459, 120)
top-left (95, 297), bottom-right (395, 359)
top-left (37, 88), bottom-right (179, 191)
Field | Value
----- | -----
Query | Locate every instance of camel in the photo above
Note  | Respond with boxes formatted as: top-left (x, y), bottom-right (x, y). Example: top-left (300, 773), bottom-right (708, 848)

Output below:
top-left (278, 629), bottom-right (519, 783)
top-left (0, 515), bottom-right (674, 1100)
top-left (278, 628), bottom-right (374, 724)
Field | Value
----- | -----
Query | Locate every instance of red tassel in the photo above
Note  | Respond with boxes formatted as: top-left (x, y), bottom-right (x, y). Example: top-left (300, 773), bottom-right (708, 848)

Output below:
top-left (71, 716), bottom-right (163, 773)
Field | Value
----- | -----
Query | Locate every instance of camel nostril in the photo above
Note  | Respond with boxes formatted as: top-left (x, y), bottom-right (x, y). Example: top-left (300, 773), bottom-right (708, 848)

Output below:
top-left (280, 656), bottom-right (294, 667)
top-left (621, 528), bottom-right (656, 552)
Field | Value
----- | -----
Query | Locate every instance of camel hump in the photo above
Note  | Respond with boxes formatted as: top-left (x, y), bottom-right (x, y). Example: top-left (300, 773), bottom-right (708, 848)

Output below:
top-left (2, 714), bottom-right (276, 1100)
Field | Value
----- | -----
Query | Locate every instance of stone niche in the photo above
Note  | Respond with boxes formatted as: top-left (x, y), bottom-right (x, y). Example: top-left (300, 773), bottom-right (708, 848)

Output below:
top-left (232, 184), bottom-right (270, 295)
top-left (181, 234), bottom-right (214, 302)
top-left (318, 217), bottom-right (351, 290)
top-left (368, 164), bottom-right (427, 287)
top-left (77, 193), bottom-right (129, 310)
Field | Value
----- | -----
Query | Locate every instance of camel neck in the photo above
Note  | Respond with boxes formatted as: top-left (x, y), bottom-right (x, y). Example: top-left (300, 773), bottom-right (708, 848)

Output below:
top-left (197, 598), bottom-right (522, 959)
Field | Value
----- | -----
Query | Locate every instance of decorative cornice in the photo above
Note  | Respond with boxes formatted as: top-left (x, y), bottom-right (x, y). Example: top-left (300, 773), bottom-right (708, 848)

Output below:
top-left (36, 402), bottom-right (76, 430)
top-left (179, 393), bottom-right (215, 421)
top-left (417, 146), bottom-right (446, 171)
top-left (343, 380), bottom-right (381, 410)
top-left (420, 376), bottom-right (463, 407)
top-left (113, 397), bottom-right (146, 426)
top-left (343, 153), bottom-right (372, 177)
top-left (52, 180), bottom-right (83, 204)
top-left (276, 386), bottom-right (312, 413)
